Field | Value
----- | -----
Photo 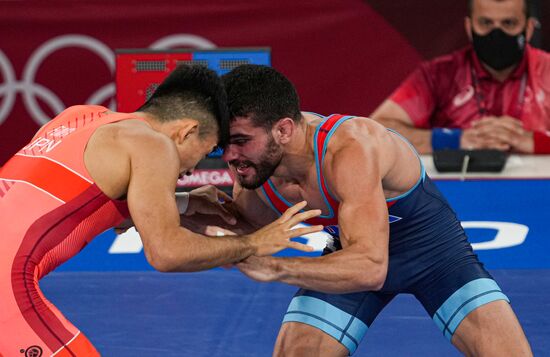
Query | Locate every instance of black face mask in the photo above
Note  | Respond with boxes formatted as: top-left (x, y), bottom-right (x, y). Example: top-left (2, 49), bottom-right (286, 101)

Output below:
top-left (471, 27), bottom-right (526, 71)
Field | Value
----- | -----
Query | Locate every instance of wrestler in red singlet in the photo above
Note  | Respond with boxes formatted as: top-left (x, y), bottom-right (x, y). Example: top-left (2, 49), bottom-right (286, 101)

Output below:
top-left (0, 105), bottom-right (136, 356)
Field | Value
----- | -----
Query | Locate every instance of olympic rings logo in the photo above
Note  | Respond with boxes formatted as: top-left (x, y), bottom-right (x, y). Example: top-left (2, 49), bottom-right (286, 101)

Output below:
top-left (0, 34), bottom-right (216, 126)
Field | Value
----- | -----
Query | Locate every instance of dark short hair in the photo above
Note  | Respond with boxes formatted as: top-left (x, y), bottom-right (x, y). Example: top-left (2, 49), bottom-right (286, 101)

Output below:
top-left (138, 64), bottom-right (229, 148)
top-left (221, 65), bottom-right (301, 130)
top-left (468, 0), bottom-right (531, 18)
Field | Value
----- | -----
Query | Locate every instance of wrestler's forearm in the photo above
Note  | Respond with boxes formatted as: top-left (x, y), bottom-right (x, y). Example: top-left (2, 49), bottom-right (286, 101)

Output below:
top-left (149, 215), bottom-right (260, 272)
top-left (272, 249), bottom-right (386, 294)
top-left (157, 228), bottom-right (256, 272)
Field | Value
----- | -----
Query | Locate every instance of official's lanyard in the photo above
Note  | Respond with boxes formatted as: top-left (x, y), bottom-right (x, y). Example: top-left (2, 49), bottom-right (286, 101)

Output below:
top-left (470, 65), bottom-right (527, 119)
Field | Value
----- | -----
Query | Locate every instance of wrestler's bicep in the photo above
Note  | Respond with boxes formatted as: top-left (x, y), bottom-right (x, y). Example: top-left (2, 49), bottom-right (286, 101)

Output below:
top-left (326, 142), bottom-right (389, 254)
top-left (126, 136), bottom-right (181, 243)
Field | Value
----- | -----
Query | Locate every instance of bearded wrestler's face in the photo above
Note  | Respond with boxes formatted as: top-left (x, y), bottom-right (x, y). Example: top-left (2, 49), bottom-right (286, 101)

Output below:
top-left (222, 117), bottom-right (283, 190)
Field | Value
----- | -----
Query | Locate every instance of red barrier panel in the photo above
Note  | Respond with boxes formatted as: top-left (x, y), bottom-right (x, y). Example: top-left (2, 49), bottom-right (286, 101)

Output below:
top-left (0, 1), bottom-right (546, 164)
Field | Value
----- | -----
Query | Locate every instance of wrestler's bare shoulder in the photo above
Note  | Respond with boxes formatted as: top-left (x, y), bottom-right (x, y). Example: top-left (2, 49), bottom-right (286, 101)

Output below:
top-left (93, 116), bottom-right (174, 153)
top-left (85, 115), bottom-right (178, 199)
top-left (303, 114), bottom-right (392, 151)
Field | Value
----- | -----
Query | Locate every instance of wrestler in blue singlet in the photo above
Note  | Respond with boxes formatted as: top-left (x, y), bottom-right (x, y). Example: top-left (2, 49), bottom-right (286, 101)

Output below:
top-left (260, 114), bottom-right (508, 355)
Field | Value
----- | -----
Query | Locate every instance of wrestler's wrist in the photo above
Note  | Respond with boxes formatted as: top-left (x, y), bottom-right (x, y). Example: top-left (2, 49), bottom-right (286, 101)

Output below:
top-left (242, 234), bottom-right (259, 256)
top-left (175, 192), bottom-right (190, 214)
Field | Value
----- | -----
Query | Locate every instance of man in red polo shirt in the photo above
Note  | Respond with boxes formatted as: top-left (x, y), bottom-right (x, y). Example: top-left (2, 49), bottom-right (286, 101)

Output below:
top-left (372, 0), bottom-right (550, 154)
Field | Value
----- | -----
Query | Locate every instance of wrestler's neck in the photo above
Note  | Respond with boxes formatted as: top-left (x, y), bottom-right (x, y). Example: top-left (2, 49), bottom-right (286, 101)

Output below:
top-left (132, 112), bottom-right (190, 135)
top-left (272, 114), bottom-right (317, 182)
top-left (133, 112), bottom-right (163, 130)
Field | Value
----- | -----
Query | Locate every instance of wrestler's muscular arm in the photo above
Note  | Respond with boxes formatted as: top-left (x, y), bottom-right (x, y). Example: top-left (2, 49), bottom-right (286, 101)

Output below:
top-left (88, 122), bottom-right (321, 272)
top-left (238, 124), bottom-right (390, 293)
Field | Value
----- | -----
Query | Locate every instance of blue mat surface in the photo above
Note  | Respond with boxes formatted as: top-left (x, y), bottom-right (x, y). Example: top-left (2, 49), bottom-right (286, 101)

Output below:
top-left (40, 269), bottom-right (550, 356)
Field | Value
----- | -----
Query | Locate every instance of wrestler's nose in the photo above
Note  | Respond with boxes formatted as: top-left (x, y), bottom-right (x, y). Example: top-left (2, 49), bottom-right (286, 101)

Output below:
top-left (221, 145), bottom-right (238, 162)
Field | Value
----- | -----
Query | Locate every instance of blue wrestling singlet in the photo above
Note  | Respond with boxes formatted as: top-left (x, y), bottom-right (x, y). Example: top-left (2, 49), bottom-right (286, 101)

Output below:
top-left (259, 114), bottom-right (509, 355)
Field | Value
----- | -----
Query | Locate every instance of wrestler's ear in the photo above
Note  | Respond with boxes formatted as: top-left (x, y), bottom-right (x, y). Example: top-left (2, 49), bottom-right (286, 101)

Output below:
top-left (173, 119), bottom-right (199, 145)
top-left (273, 118), bottom-right (295, 144)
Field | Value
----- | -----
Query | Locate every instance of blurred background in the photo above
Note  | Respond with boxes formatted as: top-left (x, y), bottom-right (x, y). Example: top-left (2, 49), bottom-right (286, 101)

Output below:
top-left (1, 0), bottom-right (547, 165)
